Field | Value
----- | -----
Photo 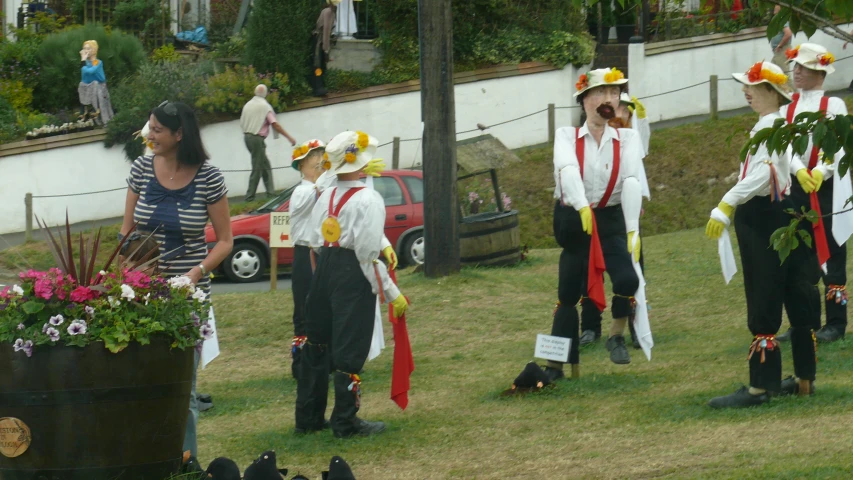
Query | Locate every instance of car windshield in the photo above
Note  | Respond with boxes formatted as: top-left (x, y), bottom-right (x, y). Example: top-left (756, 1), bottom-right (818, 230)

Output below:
top-left (253, 184), bottom-right (299, 213)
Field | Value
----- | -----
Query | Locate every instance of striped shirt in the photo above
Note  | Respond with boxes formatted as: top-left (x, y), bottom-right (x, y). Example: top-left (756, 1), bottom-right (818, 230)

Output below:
top-left (127, 155), bottom-right (227, 293)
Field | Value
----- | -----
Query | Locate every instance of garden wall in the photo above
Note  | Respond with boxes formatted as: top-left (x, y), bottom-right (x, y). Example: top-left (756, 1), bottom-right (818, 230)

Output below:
top-left (629, 23), bottom-right (853, 123)
top-left (0, 62), bottom-right (586, 234)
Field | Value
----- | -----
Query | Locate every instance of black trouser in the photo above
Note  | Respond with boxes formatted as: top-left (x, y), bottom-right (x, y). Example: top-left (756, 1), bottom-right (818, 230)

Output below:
top-left (736, 195), bottom-right (820, 390)
top-left (307, 33), bottom-right (328, 95)
top-left (790, 178), bottom-right (847, 332)
top-left (551, 202), bottom-right (639, 364)
top-left (580, 234), bottom-right (644, 336)
top-left (290, 245), bottom-right (312, 378)
top-left (295, 248), bottom-right (375, 434)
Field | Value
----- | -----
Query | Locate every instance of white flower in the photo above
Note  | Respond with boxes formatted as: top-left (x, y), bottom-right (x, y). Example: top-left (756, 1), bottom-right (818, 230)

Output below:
top-left (191, 288), bottom-right (207, 302)
top-left (168, 276), bottom-right (193, 288)
top-left (46, 327), bottom-right (60, 342)
top-left (200, 323), bottom-right (214, 340)
top-left (143, 293), bottom-right (151, 305)
top-left (67, 320), bottom-right (87, 336)
top-left (12, 284), bottom-right (24, 296)
top-left (49, 314), bottom-right (65, 326)
top-left (13, 338), bottom-right (24, 351)
top-left (85, 306), bottom-right (95, 316)
top-left (108, 296), bottom-right (120, 308)
top-left (99, 270), bottom-right (107, 276)
top-left (120, 284), bottom-right (135, 301)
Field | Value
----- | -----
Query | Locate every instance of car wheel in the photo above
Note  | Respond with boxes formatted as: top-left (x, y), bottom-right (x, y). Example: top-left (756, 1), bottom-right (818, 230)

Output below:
top-left (402, 232), bottom-right (425, 267)
top-left (223, 242), bottom-right (266, 283)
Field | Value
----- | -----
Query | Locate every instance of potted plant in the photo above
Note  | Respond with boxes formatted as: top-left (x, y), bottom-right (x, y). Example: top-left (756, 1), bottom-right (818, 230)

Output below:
top-left (0, 221), bottom-right (211, 479)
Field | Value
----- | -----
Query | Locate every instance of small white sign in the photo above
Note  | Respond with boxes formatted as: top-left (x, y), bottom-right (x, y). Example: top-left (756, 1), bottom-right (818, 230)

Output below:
top-left (269, 212), bottom-right (293, 248)
top-left (534, 334), bottom-right (571, 363)
top-left (201, 306), bottom-right (220, 370)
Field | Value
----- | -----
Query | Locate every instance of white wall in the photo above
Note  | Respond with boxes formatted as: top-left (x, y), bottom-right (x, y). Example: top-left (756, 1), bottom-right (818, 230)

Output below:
top-left (0, 63), bottom-right (586, 234)
top-left (629, 23), bottom-right (853, 123)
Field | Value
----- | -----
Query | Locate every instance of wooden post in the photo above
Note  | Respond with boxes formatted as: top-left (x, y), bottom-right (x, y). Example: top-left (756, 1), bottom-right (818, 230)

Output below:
top-left (269, 248), bottom-right (278, 291)
top-left (710, 74), bottom-right (718, 121)
top-left (490, 169), bottom-right (504, 213)
top-left (547, 103), bottom-right (555, 146)
top-left (418, 0), bottom-right (460, 277)
top-left (25, 193), bottom-right (33, 243)
top-left (392, 136), bottom-right (401, 170)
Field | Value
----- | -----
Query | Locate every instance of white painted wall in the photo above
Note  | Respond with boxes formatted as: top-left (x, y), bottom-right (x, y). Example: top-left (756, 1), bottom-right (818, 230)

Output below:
top-left (0, 64), bottom-right (586, 234)
top-left (628, 23), bottom-right (853, 123)
top-left (3, 0), bottom-right (23, 38)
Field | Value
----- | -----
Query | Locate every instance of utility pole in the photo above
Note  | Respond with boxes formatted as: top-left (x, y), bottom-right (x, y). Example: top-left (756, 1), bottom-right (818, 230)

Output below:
top-left (418, 0), bottom-right (460, 277)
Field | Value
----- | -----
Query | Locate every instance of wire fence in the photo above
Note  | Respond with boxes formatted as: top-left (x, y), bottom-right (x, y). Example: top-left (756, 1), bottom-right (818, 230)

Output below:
top-left (18, 55), bottom-right (853, 208)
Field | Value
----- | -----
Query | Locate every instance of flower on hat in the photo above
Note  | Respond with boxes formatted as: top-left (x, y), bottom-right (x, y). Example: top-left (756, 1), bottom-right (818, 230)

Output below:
top-left (603, 68), bottom-right (625, 84)
top-left (292, 145), bottom-right (309, 160)
top-left (785, 45), bottom-right (800, 60)
top-left (322, 152), bottom-right (331, 170)
top-left (356, 131), bottom-right (369, 151)
top-left (575, 73), bottom-right (589, 92)
top-left (819, 52), bottom-right (835, 66)
top-left (344, 144), bottom-right (358, 163)
top-left (308, 140), bottom-right (321, 149)
top-left (746, 62), bottom-right (788, 86)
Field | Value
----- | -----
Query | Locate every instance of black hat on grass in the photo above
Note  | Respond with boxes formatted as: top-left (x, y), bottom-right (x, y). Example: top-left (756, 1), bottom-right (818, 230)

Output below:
top-left (501, 361), bottom-right (552, 396)
top-left (321, 456), bottom-right (356, 480)
top-left (244, 450), bottom-right (288, 480)
top-left (206, 457), bottom-right (241, 480)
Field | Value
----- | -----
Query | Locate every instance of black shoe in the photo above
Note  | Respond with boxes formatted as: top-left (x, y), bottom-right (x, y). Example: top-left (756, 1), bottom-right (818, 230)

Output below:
top-left (776, 328), bottom-right (792, 342)
top-left (197, 393), bottom-right (212, 403)
top-left (579, 329), bottom-right (600, 347)
top-left (198, 400), bottom-right (214, 413)
top-left (780, 376), bottom-right (815, 396)
top-left (708, 386), bottom-right (770, 409)
top-left (295, 419), bottom-right (330, 434)
top-left (333, 418), bottom-right (386, 438)
top-left (815, 325), bottom-right (845, 343)
top-left (543, 366), bottom-right (565, 383)
top-left (605, 335), bottom-right (631, 364)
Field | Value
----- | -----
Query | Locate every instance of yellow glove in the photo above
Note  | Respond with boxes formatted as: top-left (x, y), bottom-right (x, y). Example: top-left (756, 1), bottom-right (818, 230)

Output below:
top-left (363, 158), bottom-right (386, 177)
top-left (812, 169), bottom-right (824, 192)
top-left (631, 96), bottom-right (646, 119)
top-left (382, 245), bottom-right (398, 270)
top-left (578, 206), bottom-right (593, 235)
top-left (390, 294), bottom-right (409, 316)
top-left (626, 231), bottom-right (641, 263)
top-left (717, 201), bottom-right (734, 218)
top-left (796, 168), bottom-right (818, 193)
top-left (705, 218), bottom-right (725, 239)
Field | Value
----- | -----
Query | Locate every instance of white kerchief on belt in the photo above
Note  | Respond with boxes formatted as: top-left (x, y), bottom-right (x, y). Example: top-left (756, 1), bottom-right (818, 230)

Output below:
top-left (711, 207), bottom-right (737, 284)
top-left (630, 234), bottom-right (653, 361)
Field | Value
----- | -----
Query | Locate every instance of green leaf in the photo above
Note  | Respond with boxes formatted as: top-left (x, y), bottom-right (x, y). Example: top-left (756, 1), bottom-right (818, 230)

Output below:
top-left (798, 229), bottom-right (813, 249)
top-left (794, 135), bottom-right (810, 157)
top-left (813, 123), bottom-right (828, 149)
top-left (21, 301), bottom-right (45, 315)
top-left (835, 115), bottom-right (850, 146)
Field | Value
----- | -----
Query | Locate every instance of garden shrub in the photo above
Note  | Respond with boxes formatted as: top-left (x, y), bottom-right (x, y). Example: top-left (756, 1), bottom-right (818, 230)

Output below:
top-left (196, 65), bottom-right (291, 114)
top-left (150, 43), bottom-right (181, 63)
top-left (33, 24), bottom-right (146, 113)
top-left (0, 79), bottom-right (34, 113)
top-left (0, 97), bottom-right (18, 144)
top-left (209, 0), bottom-right (244, 44)
top-left (105, 60), bottom-right (208, 160)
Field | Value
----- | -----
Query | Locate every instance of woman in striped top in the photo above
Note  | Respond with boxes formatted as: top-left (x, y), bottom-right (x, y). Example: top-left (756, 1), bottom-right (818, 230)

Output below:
top-left (120, 101), bottom-right (234, 456)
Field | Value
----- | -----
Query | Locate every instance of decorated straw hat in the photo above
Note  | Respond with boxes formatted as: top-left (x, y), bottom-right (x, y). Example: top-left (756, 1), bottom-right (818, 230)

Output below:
top-left (291, 139), bottom-right (325, 170)
top-left (574, 68), bottom-right (628, 98)
top-left (324, 130), bottom-right (378, 175)
top-left (785, 43), bottom-right (835, 74)
top-left (619, 92), bottom-right (635, 108)
top-left (732, 61), bottom-right (792, 101)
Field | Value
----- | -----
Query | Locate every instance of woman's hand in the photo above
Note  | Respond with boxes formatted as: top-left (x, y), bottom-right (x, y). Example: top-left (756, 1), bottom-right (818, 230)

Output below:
top-left (187, 266), bottom-right (204, 285)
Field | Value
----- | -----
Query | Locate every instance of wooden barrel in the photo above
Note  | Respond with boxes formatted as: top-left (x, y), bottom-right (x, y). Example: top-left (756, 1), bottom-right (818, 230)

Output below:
top-left (0, 339), bottom-right (194, 480)
top-left (460, 210), bottom-right (521, 267)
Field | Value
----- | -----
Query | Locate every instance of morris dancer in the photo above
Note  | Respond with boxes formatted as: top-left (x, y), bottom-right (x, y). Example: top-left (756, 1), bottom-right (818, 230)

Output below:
top-left (776, 43), bottom-right (852, 346)
top-left (295, 131), bottom-right (409, 438)
top-left (546, 68), bottom-right (644, 381)
top-left (706, 61), bottom-right (820, 408)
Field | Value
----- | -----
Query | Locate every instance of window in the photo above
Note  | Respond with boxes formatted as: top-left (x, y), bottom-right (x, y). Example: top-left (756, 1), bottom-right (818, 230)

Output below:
top-left (373, 177), bottom-right (405, 206)
top-left (402, 176), bottom-right (423, 204)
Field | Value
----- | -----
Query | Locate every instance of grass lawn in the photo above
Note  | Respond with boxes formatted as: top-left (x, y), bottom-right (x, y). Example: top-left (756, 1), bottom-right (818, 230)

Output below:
top-left (200, 228), bottom-right (853, 479)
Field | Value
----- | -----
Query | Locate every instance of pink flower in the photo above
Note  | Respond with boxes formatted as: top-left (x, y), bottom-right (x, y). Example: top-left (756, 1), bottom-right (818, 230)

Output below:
top-left (34, 277), bottom-right (54, 300)
top-left (70, 286), bottom-right (99, 303)
top-left (0, 286), bottom-right (9, 299)
top-left (123, 269), bottom-right (152, 289)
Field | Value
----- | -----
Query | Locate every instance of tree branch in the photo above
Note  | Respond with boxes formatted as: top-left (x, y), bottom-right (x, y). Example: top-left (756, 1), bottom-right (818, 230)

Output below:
top-left (763, 0), bottom-right (853, 43)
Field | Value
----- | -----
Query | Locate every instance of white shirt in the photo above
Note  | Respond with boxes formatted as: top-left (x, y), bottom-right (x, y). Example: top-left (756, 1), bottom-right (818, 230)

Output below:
top-left (722, 112), bottom-right (791, 207)
top-left (290, 180), bottom-right (320, 246)
top-left (632, 117), bottom-right (651, 200)
top-left (553, 124), bottom-right (644, 232)
top-left (308, 180), bottom-right (400, 303)
top-left (780, 89), bottom-right (848, 177)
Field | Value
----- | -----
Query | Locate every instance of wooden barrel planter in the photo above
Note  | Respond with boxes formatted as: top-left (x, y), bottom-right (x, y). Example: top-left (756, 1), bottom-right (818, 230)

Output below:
top-left (459, 210), bottom-right (521, 267)
top-left (0, 339), bottom-right (194, 480)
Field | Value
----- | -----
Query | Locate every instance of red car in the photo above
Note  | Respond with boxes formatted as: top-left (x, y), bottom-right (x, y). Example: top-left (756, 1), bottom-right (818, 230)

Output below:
top-left (206, 170), bottom-right (425, 283)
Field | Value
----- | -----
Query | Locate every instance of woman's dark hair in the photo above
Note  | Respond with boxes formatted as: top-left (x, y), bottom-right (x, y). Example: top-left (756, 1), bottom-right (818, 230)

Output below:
top-left (754, 82), bottom-right (792, 106)
top-left (151, 101), bottom-right (210, 166)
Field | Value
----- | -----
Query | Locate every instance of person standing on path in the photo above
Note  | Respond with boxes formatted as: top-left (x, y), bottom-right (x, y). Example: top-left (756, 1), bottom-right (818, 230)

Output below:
top-left (240, 84), bottom-right (296, 202)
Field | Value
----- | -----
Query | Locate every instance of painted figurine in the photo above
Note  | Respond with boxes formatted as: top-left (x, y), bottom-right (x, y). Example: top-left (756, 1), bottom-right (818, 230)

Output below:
top-left (78, 40), bottom-right (115, 125)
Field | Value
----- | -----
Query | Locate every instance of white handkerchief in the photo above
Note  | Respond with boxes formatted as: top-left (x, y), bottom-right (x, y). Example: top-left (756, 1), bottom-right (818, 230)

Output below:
top-left (711, 208), bottom-right (737, 284)
top-left (832, 164), bottom-right (853, 246)
top-left (630, 234), bottom-right (653, 361)
top-left (367, 296), bottom-right (385, 361)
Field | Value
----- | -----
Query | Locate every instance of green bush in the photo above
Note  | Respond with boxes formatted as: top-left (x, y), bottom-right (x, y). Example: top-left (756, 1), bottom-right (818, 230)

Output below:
top-left (211, 33), bottom-right (247, 60)
top-left (196, 65), bottom-right (291, 114)
top-left (111, 0), bottom-right (171, 49)
top-left (209, 0), bottom-right (244, 44)
top-left (0, 97), bottom-right (18, 144)
top-left (33, 24), bottom-right (146, 113)
top-left (0, 79), bottom-right (34, 113)
top-left (105, 60), bottom-right (208, 160)
top-left (150, 43), bottom-right (181, 63)
top-left (244, 0), bottom-right (316, 95)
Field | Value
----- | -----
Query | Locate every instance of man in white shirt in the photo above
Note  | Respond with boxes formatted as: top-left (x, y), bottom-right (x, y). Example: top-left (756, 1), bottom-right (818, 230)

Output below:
top-left (705, 61), bottom-right (819, 408)
top-left (776, 43), bottom-right (851, 345)
top-left (546, 68), bottom-right (644, 382)
top-left (295, 131), bottom-right (408, 438)
top-left (240, 84), bottom-right (296, 201)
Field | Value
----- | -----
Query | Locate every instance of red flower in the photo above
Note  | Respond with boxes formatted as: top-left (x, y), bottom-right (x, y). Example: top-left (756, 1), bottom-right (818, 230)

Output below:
top-left (575, 74), bottom-right (589, 92)
top-left (785, 46), bottom-right (799, 60)
top-left (70, 286), bottom-right (99, 303)
top-left (746, 62), bottom-right (763, 83)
